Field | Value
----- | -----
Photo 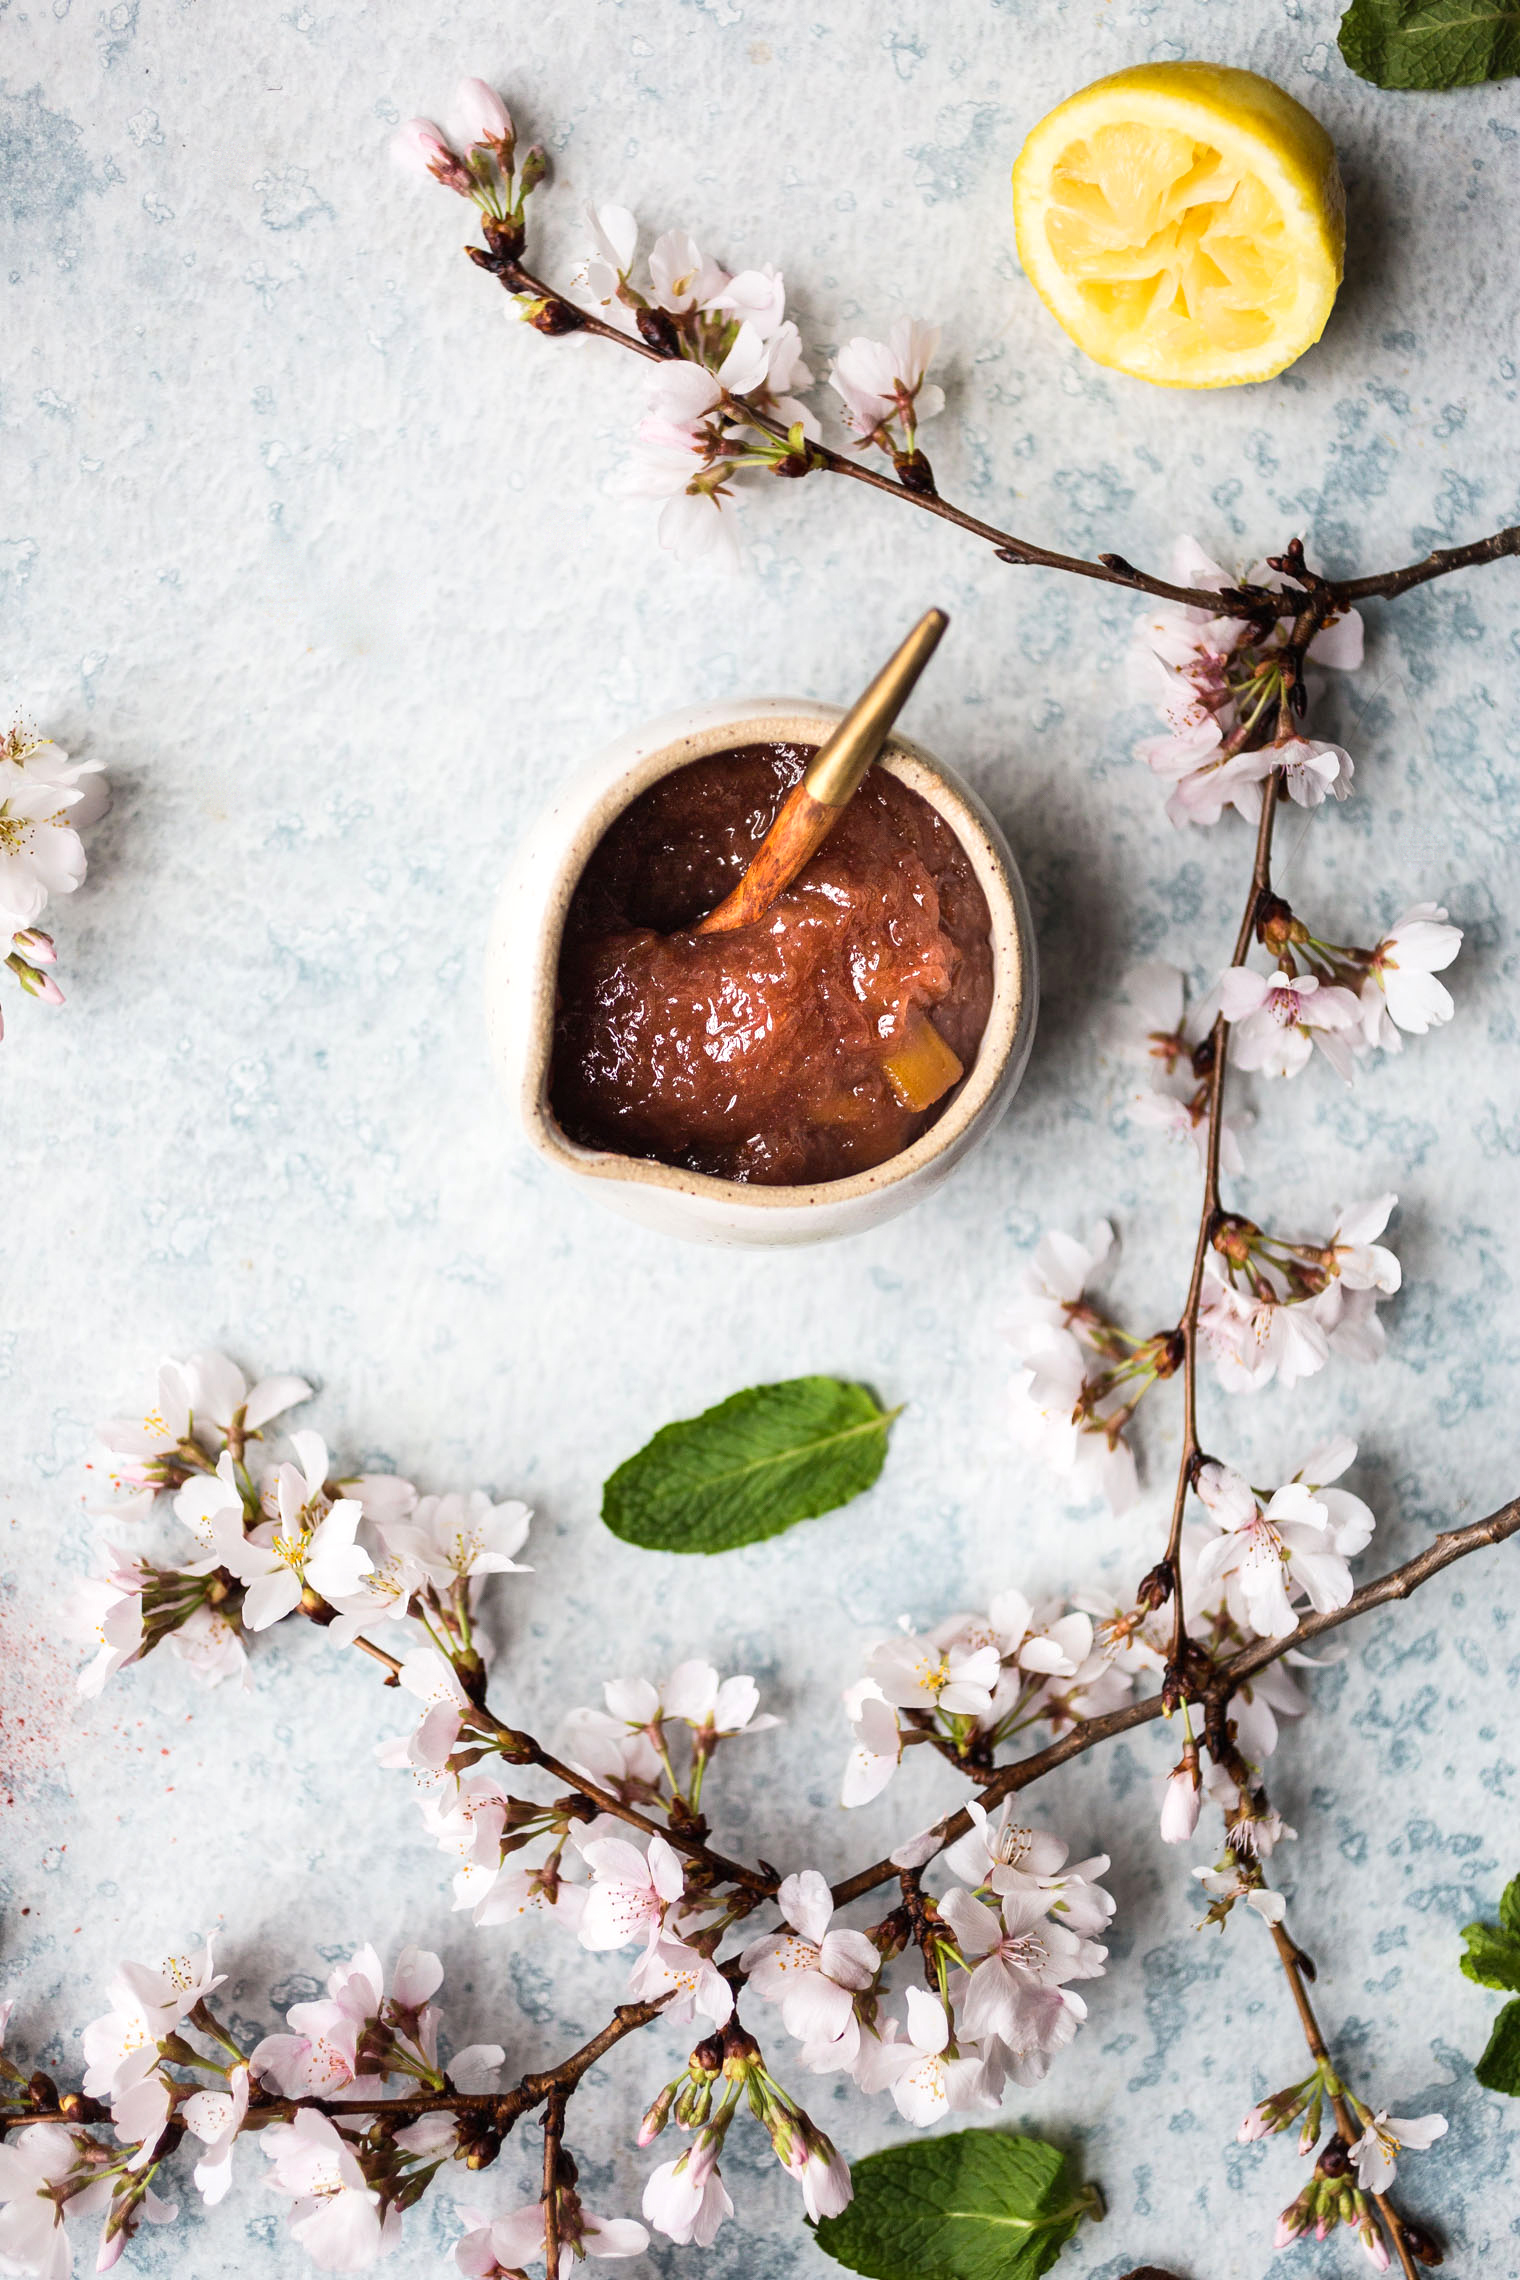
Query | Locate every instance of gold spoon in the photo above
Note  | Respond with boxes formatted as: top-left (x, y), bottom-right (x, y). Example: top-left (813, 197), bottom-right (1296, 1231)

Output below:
top-left (693, 607), bottom-right (950, 936)
top-left (694, 608), bottom-right (963, 1114)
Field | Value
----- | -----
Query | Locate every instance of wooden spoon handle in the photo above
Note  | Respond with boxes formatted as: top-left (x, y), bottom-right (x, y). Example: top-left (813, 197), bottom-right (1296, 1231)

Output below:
top-left (693, 607), bottom-right (949, 937)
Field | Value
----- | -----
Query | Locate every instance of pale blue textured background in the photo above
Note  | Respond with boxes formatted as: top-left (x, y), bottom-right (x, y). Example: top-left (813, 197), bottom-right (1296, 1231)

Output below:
top-left (3, 2), bottom-right (1519, 2274)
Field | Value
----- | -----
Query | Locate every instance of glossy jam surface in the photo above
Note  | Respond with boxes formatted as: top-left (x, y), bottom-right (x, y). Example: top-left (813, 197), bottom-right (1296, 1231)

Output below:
top-left (550, 743), bottom-right (994, 1186)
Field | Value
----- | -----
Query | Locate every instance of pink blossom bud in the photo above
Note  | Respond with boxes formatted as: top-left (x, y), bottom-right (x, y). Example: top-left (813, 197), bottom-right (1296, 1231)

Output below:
top-left (455, 77), bottom-right (513, 149)
top-left (7, 951), bottom-right (65, 1005)
top-left (96, 2226), bottom-right (128, 2272)
top-left (1159, 1758), bottom-right (1202, 1844)
top-left (1358, 2227), bottom-right (1391, 2272)
top-left (638, 2082), bottom-right (676, 2146)
top-left (392, 117), bottom-right (473, 196)
top-left (1274, 2212), bottom-right (1304, 2249)
top-left (1237, 2104), bottom-right (1270, 2143)
top-left (11, 927), bottom-right (55, 963)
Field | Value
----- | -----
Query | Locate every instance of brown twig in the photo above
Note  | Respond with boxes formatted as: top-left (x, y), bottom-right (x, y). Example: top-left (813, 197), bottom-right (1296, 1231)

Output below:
top-left (1268, 1923), bottom-right (1420, 2280)
top-left (542, 2083), bottom-right (567, 2277)
top-left (4, 2000), bottom-right (667, 2140)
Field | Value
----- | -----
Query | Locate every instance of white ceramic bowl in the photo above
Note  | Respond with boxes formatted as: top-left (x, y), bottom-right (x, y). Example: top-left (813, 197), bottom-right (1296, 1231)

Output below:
top-left (485, 697), bottom-right (1037, 1245)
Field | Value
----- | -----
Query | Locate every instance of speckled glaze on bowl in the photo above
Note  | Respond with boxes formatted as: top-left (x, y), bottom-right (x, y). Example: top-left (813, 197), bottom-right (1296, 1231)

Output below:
top-left (485, 697), bottom-right (1037, 1245)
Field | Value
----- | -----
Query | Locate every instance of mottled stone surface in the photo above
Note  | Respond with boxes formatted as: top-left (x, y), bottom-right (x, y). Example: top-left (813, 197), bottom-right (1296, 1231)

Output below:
top-left (3, 3), bottom-right (1518, 2274)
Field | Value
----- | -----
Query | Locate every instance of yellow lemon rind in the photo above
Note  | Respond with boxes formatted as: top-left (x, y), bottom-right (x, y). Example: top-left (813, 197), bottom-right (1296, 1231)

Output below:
top-left (1012, 62), bottom-right (1345, 390)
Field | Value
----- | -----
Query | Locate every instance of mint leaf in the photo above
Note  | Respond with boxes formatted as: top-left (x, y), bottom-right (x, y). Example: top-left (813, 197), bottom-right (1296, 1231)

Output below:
top-left (813, 2129), bottom-right (1099, 2280)
top-left (1460, 1920), bottom-right (1520, 1992)
top-left (1339, 0), bottom-right (1520, 87)
top-left (602, 1376), bottom-right (898, 1554)
top-left (1475, 1998), bottom-right (1520, 2095)
top-left (1500, 1872), bottom-right (1520, 1938)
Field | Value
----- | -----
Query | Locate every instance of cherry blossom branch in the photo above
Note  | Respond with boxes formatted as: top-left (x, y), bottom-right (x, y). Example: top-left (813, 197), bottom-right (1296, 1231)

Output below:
top-left (311, 1618), bottom-right (778, 1895)
top-left (468, 233), bottom-right (1520, 619)
top-left (1159, 576), bottom-right (1336, 1686)
top-left (830, 1491), bottom-right (1519, 1907)
top-left (1267, 1923), bottom-right (1421, 2280)
top-left (5, 1999), bottom-right (667, 2139)
top-left (1161, 760), bottom-right (1284, 1676)
top-left (542, 2084), bottom-right (566, 2275)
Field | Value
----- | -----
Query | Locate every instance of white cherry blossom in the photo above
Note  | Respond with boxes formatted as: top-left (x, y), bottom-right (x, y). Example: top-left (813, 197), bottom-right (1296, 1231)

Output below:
top-left (705, 263), bottom-right (787, 337)
top-left (941, 1801), bottom-right (1069, 1891)
top-left (660, 1659), bottom-right (779, 1740)
top-left (878, 1987), bottom-right (1000, 2127)
top-left (1219, 966), bottom-right (1362, 1080)
top-left (326, 1547), bottom-right (427, 1649)
top-left (1198, 1269), bottom-right (1330, 1393)
top-left (865, 1629), bottom-right (1000, 1718)
top-left (181, 2064), bottom-right (249, 2206)
top-left (1275, 735), bottom-right (1354, 807)
top-left (1359, 902), bottom-right (1461, 1048)
top-left (1194, 1460), bottom-right (1373, 1639)
top-left (840, 1684), bottom-right (901, 1805)
top-left (0, 727), bottom-right (106, 931)
top-left (1348, 2108), bottom-right (1447, 2194)
top-left (829, 318), bottom-right (943, 444)
top-left (740, 1870), bottom-right (879, 2054)
top-left (166, 1603), bottom-right (250, 1690)
top-left (625, 1934), bottom-right (733, 2026)
top-left (214, 1438), bottom-right (370, 1629)
top-left (69, 1565), bottom-right (146, 1696)
top-left (384, 1489), bottom-right (531, 1590)
top-left (1323, 1195), bottom-right (1401, 1294)
top-left (0, 2122), bottom-right (105, 2280)
top-left (80, 1943), bottom-right (224, 2109)
top-left (1129, 537), bottom-right (1363, 827)
top-left (939, 1885), bottom-right (1105, 2050)
top-left (647, 228), bottom-right (726, 314)
top-left (261, 2108), bottom-right (384, 2271)
top-left (578, 1834), bottom-right (685, 1950)
top-left (92, 1352), bottom-right (309, 1516)
top-left (460, 2201), bottom-right (649, 2277)
top-left (576, 200), bottom-right (639, 310)
top-left (642, 2132), bottom-right (733, 2248)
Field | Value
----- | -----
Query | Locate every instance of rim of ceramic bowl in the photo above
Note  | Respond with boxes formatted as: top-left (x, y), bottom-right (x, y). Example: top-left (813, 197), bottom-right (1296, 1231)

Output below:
top-left (517, 702), bottom-right (1030, 1211)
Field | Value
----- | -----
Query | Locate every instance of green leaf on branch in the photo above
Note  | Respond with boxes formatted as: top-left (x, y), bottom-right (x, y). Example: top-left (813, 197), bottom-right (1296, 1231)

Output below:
top-left (1475, 1998), bottom-right (1520, 2094)
top-left (601, 1375), bottom-right (899, 1554)
top-left (812, 2129), bottom-right (1101, 2280)
top-left (1339, 0), bottom-right (1520, 88)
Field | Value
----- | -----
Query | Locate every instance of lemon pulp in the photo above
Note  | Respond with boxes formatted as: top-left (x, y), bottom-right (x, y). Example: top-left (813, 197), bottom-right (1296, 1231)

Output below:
top-left (1012, 63), bottom-right (1345, 388)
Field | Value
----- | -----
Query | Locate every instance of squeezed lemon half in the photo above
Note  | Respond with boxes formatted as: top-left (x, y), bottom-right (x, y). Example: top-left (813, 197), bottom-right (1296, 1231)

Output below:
top-left (1011, 62), bottom-right (1345, 388)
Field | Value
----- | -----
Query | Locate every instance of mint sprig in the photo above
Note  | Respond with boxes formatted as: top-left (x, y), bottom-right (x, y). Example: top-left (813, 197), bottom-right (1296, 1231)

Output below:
top-left (601, 1375), bottom-right (899, 1554)
top-left (812, 2129), bottom-right (1101, 2280)
top-left (1340, 0), bottom-right (1520, 88)
top-left (1460, 1872), bottom-right (1520, 2094)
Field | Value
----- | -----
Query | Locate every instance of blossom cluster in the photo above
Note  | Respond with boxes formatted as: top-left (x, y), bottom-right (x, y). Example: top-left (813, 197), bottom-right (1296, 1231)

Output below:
top-left (1005, 1219), bottom-right (1181, 1514)
top-left (0, 722), bottom-right (107, 1039)
top-left (399, 79), bottom-right (947, 562)
top-left (74, 1349), bottom-right (527, 1698)
top-left (1129, 536), bottom-right (1364, 829)
top-left (629, 1824), bottom-right (1112, 2247)
top-left (843, 1577), bottom-right (1156, 1800)
top-left (1220, 901), bottom-right (1460, 1085)
top-left (1238, 2061), bottom-right (1448, 2270)
top-left (0, 1937), bottom-right (647, 2278)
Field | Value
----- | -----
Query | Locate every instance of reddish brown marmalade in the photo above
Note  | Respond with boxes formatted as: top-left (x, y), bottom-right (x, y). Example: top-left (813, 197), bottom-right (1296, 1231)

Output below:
top-left (550, 742), bottom-right (995, 1185)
